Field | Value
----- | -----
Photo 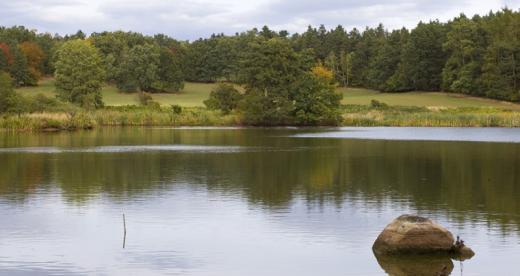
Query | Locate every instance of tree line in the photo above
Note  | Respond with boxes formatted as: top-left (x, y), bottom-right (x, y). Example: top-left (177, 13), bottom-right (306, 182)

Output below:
top-left (1, 8), bottom-right (520, 124)
top-left (183, 8), bottom-right (520, 102)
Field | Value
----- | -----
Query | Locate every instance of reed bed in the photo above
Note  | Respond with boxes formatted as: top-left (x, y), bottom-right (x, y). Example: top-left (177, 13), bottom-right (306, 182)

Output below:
top-left (0, 107), bottom-right (240, 131)
top-left (341, 105), bottom-right (520, 127)
top-left (1, 105), bottom-right (519, 131)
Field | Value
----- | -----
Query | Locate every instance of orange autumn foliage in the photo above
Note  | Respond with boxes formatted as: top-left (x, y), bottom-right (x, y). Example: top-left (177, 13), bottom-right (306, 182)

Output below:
top-left (19, 42), bottom-right (45, 70)
top-left (19, 41), bottom-right (45, 81)
top-left (0, 43), bottom-right (13, 65)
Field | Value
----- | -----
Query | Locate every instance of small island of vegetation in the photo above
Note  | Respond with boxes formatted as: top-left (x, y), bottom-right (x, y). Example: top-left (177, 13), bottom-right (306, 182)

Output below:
top-left (1, 8), bottom-right (520, 131)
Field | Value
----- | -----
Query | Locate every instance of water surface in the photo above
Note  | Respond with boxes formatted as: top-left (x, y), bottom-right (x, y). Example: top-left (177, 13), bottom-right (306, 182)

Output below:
top-left (1, 127), bottom-right (520, 275)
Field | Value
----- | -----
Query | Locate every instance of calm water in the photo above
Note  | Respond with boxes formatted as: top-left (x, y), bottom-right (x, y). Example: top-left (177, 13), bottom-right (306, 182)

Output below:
top-left (1, 127), bottom-right (520, 276)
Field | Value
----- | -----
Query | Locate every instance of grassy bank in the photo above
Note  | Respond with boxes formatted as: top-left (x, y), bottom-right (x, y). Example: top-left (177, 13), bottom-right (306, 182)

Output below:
top-left (0, 107), bottom-right (240, 131)
top-left (342, 105), bottom-right (520, 127)
top-left (2, 105), bottom-right (520, 131)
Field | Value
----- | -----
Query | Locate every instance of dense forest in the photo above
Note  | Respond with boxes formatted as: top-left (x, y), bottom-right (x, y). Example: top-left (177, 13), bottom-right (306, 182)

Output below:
top-left (1, 8), bottom-right (520, 124)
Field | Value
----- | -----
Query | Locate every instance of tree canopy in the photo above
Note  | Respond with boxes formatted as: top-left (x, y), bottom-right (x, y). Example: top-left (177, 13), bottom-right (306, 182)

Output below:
top-left (54, 40), bottom-right (105, 108)
top-left (1, 8), bottom-right (520, 119)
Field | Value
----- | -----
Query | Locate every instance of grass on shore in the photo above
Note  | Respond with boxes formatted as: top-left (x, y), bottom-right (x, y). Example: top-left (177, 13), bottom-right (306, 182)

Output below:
top-left (0, 107), bottom-right (240, 131)
top-left (2, 105), bottom-right (520, 131)
top-left (342, 105), bottom-right (520, 127)
top-left (17, 79), bottom-right (520, 110)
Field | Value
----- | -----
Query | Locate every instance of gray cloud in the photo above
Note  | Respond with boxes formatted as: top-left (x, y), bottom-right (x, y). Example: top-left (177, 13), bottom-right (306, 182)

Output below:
top-left (0, 0), bottom-right (518, 40)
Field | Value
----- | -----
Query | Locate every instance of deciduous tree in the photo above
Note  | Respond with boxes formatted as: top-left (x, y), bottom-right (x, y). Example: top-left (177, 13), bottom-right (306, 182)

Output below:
top-left (54, 40), bottom-right (105, 108)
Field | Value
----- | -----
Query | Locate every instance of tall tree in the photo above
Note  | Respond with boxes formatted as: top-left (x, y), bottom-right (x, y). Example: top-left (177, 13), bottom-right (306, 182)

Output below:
top-left (54, 40), bottom-right (105, 108)
top-left (239, 38), bottom-right (341, 125)
top-left (400, 21), bottom-right (448, 91)
top-left (9, 44), bottom-right (32, 86)
top-left (116, 43), bottom-right (160, 92)
top-left (339, 51), bottom-right (354, 87)
top-left (368, 28), bottom-right (410, 91)
top-left (239, 38), bottom-right (312, 124)
top-left (480, 9), bottom-right (520, 101)
top-left (19, 41), bottom-right (45, 85)
top-left (292, 65), bottom-right (342, 125)
top-left (154, 46), bottom-right (184, 92)
top-left (442, 15), bottom-right (487, 95)
top-left (0, 43), bottom-right (13, 71)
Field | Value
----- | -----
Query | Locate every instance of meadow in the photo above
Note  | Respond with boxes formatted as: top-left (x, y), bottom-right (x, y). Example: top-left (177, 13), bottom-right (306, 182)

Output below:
top-left (5, 79), bottom-right (519, 131)
top-left (17, 79), bottom-right (520, 110)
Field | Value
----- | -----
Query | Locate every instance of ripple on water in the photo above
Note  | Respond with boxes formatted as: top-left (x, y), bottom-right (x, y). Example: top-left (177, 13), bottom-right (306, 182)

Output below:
top-left (0, 145), bottom-right (319, 154)
top-left (0, 145), bottom-right (248, 154)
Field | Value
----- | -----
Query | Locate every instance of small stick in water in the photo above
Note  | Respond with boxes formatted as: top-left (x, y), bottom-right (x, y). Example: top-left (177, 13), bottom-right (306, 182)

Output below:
top-left (123, 213), bottom-right (127, 249)
top-left (123, 214), bottom-right (127, 234)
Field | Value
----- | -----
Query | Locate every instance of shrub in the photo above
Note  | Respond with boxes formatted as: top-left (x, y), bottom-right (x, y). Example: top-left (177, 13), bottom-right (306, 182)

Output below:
top-left (204, 83), bottom-right (242, 114)
top-left (370, 99), bottom-right (389, 109)
top-left (171, 104), bottom-right (182, 115)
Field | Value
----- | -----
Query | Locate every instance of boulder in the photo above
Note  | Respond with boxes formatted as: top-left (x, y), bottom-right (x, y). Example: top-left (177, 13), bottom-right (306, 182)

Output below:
top-left (373, 215), bottom-right (455, 255)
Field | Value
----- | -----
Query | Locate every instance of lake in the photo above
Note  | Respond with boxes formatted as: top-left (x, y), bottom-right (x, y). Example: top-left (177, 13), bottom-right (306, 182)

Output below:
top-left (1, 127), bottom-right (520, 275)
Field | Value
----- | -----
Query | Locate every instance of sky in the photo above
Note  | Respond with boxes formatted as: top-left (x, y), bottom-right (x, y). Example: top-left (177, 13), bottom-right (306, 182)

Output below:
top-left (1, 0), bottom-right (519, 40)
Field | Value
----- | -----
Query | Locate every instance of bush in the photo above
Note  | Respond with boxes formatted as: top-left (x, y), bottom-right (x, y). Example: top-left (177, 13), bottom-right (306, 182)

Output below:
top-left (370, 99), bottom-right (389, 109)
top-left (204, 83), bottom-right (242, 114)
top-left (171, 104), bottom-right (182, 115)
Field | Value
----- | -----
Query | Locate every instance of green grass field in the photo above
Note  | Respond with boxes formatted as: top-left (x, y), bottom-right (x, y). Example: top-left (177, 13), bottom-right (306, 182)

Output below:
top-left (17, 79), bottom-right (520, 110)
top-left (337, 87), bottom-right (520, 110)
top-left (18, 79), bottom-right (216, 107)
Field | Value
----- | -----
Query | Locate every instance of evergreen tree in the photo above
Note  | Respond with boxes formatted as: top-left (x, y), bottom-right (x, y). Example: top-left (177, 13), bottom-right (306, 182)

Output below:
top-left (480, 9), bottom-right (520, 101)
top-left (400, 21), bottom-right (448, 91)
top-left (442, 15), bottom-right (486, 95)
top-left (9, 44), bottom-right (32, 86)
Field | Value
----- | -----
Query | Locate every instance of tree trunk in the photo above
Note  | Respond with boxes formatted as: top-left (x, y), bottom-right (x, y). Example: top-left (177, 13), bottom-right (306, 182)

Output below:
top-left (512, 52), bottom-right (517, 91)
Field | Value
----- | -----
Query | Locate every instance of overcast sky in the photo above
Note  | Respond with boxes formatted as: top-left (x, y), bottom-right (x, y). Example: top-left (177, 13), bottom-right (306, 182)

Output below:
top-left (1, 0), bottom-right (519, 40)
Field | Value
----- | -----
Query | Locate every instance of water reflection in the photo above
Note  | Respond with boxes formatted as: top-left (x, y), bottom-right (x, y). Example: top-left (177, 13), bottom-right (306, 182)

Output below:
top-left (1, 128), bottom-right (519, 230)
top-left (375, 254), bottom-right (454, 276)
top-left (0, 127), bottom-right (519, 275)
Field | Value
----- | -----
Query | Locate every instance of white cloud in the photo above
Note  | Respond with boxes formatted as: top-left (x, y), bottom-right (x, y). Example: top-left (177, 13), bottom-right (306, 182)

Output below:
top-left (0, 0), bottom-right (518, 40)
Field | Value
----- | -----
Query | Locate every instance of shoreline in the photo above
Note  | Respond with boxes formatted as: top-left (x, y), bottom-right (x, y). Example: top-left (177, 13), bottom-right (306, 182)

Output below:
top-left (2, 105), bottom-right (520, 131)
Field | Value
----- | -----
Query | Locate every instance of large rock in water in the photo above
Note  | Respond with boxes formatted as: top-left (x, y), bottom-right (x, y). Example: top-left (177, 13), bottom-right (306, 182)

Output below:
top-left (373, 215), bottom-right (455, 255)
